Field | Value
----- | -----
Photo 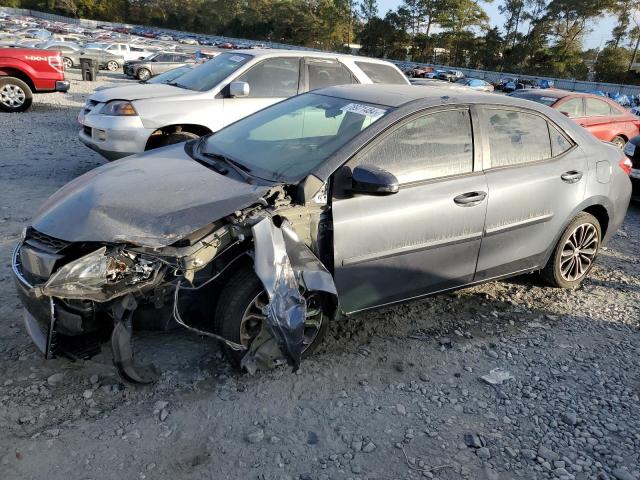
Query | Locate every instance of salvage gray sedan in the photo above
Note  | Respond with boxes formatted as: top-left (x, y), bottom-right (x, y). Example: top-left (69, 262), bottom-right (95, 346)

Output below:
top-left (12, 85), bottom-right (632, 382)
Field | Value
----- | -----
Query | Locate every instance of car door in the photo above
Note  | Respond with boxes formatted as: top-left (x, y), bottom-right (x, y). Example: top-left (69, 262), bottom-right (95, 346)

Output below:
top-left (583, 97), bottom-right (616, 141)
top-left (331, 107), bottom-right (488, 313)
top-left (222, 57), bottom-right (301, 127)
top-left (474, 106), bottom-right (587, 281)
top-left (151, 53), bottom-right (173, 74)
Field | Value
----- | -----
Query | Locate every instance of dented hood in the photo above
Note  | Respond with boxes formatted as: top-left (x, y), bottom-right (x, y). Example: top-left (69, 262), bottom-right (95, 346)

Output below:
top-left (31, 144), bottom-right (270, 248)
top-left (89, 83), bottom-right (194, 103)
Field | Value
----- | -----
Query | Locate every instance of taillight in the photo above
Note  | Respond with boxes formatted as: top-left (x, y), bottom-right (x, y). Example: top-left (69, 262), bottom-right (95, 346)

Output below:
top-left (48, 55), bottom-right (63, 72)
top-left (619, 157), bottom-right (632, 175)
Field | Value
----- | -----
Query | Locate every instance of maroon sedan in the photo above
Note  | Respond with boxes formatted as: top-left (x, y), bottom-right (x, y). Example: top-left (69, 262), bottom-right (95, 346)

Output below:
top-left (510, 89), bottom-right (640, 149)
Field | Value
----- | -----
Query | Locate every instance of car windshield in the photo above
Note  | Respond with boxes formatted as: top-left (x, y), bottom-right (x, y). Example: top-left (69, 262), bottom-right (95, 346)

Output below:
top-left (169, 52), bottom-right (251, 91)
top-left (202, 93), bottom-right (392, 182)
top-left (510, 92), bottom-right (559, 107)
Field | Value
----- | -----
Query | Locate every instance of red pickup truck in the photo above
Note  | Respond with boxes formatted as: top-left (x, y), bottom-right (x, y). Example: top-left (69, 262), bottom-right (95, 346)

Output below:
top-left (0, 47), bottom-right (70, 112)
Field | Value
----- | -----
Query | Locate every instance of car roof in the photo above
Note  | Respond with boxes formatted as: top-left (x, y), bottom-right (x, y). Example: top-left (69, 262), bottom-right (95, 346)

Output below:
top-left (231, 48), bottom-right (396, 65)
top-left (314, 84), bottom-right (538, 109)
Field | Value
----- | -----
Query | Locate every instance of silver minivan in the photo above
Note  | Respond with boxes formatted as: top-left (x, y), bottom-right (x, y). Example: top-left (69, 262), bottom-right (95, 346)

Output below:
top-left (77, 50), bottom-right (409, 159)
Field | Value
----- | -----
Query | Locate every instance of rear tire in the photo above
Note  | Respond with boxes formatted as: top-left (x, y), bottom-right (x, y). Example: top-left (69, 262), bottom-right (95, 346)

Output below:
top-left (63, 57), bottom-right (73, 69)
top-left (214, 266), bottom-right (328, 369)
top-left (541, 212), bottom-right (601, 289)
top-left (106, 60), bottom-right (119, 72)
top-left (0, 77), bottom-right (33, 112)
top-left (611, 136), bottom-right (626, 149)
top-left (136, 68), bottom-right (151, 81)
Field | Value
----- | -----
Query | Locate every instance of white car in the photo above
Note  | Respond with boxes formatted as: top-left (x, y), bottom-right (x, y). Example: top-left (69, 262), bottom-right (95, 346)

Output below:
top-left (100, 43), bottom-right (154, 61)
top-left (78, 49), bottom-right (410, 160)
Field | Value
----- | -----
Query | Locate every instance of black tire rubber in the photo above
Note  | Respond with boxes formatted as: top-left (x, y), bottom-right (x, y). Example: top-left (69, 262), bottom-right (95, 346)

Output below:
top-left (0, 77), bottom-right (33, 113)
top-left (611, 136), bottom-right (626, 149)
top-left (541, 212), bottom-right (601, 289)
top-left (136, 68), bottom-right (151, 81)
top-left (154, 131), bottom-right (199, 149)
top-left (214, 265), bottom-right (328, 369)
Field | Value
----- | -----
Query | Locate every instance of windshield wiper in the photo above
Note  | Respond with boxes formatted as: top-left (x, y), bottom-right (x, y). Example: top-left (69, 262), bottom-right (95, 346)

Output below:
top-left (194, 138), bottom-right (255, 184)
top-left (167, 81), bottom-right (188, 89)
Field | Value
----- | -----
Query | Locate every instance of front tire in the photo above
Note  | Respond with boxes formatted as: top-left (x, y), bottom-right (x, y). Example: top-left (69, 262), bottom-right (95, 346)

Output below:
top-left (0, 77), bottom-right (33, 112)
top-left (611, 136), bottom-right (626, 149)
top-left (63, 57), bottom-right (73, 69)
top-left (106, 60), bottom-right (119, 72)
top-left (154, 131), bottom-right (199, 149)
top-left (136, 68), bottom-right (151, 81)
top-left (542, 212), bottom-right (601, 289)
top-left (214, 266), bottom-right (328, 369)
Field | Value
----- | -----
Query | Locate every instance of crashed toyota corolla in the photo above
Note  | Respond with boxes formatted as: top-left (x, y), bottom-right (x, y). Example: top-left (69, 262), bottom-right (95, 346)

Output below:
top-left (12, 85), bottom-right (632, 383)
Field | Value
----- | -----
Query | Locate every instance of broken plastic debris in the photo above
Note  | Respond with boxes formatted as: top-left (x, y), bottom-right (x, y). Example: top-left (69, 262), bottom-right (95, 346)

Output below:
top-left (480, 368), bottom-right (514, 386)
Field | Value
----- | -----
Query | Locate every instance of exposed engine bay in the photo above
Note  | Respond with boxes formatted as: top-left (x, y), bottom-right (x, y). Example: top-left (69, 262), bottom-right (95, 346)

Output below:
top-left (13, 184), bottom-right (338, 383)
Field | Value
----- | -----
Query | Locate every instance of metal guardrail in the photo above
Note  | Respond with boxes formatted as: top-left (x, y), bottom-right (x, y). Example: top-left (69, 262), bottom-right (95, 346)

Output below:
top-left (2, 6), bottom-right (639, 97)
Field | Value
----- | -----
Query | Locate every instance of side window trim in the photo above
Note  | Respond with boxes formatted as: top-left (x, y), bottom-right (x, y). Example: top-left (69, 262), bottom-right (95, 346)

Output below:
top-left (346, 106), bottom-right (477, 187)
top-left (479, 106), bottom-right (577, 171)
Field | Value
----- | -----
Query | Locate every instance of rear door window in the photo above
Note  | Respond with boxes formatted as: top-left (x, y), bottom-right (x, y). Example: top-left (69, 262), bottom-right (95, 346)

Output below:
top-left (481, 108), bottom-right (552, 167)
top-left (355, 61), bottom-right (407, 84)
top-left (556, 98), bottom-right (584, 118)
top-left (236, 57), bottom-right (301, 98)
top-left (305, 59), bottom-right (355, 90)
top-left (358, 109), bottom-right (474, 183)
top-left (586, 98), bottom-right (611, 117)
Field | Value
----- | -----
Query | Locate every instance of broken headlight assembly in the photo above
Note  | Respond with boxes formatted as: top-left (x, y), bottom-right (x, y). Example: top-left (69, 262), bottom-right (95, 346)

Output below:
top-left (39, 246), bottom-right (161, 302)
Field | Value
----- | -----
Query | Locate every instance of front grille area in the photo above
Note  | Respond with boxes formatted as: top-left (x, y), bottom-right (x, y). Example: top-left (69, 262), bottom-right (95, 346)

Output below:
top-left (25, 228), bottom-right (70, 253)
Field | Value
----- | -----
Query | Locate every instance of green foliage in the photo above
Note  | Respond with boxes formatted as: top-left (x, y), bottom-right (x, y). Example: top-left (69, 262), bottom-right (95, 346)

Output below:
top-left (594, 46), bottom-right (632, 82)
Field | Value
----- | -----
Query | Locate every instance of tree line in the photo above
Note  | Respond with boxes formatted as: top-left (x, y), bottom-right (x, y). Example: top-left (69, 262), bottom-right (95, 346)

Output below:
top-left (2, 0), bottom-right (639, 83)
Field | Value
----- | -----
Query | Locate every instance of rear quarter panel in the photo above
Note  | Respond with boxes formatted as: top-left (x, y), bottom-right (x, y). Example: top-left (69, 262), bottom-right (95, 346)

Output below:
top-left (0, 50), bottom-right (64, 91)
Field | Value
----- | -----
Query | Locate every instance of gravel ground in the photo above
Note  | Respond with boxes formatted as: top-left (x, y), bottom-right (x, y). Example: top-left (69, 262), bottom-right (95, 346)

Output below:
top-left (0, 71), bottom-right (639, 480)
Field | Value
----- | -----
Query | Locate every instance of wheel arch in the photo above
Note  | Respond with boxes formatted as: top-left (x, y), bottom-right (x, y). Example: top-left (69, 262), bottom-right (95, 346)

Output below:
top-left (0, 69), bottom-right (35, 93)
top-left (540, 197), bottom-right (613, 269)
top-left (144, 124), bottom-right (213, 150)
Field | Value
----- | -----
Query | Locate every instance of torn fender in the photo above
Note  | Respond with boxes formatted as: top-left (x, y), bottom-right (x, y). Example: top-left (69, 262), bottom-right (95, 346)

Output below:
top-left (248, 217), bottom-right (337, 371)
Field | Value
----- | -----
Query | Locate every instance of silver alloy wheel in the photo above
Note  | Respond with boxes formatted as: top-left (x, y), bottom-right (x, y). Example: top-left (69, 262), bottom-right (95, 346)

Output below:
top-left (0, 83), bottom-right (26, 108)
top-left (107, 61), bottom-right (118, 71)
top-left (138, 69), bottom-right (151, 81)
top-left (611, 137), bottom-right (626, 149)
top-left (63, 57), bottom-right (73, 69)
top-left (559, 223), bottom-right (599, 282)
top-left (239, 291), bottom-right (324, 351)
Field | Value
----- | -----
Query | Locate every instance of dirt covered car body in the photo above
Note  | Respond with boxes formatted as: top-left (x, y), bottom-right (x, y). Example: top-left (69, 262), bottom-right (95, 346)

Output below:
top-left (13, 85), bottom-right (632, 382)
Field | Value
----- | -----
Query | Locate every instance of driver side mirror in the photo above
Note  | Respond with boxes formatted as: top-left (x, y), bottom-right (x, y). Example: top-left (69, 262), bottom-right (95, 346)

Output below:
top-left (351, 165), bottom-right (399, 195)
top-left (229, 81), bottom-right (250, 98)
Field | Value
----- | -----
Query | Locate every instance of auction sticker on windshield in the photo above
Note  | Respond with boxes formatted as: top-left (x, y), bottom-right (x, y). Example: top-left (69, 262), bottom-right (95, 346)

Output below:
top-left (341, 103), bottom-right (387, 119)
top-left (229, 55), bottom-right (246, 62)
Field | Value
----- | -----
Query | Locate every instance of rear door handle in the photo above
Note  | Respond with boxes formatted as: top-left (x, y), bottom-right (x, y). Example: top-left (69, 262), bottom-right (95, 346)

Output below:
top-left (561, 170), bottom-right (583, 183)
top-left (454, 191), bottom-right (487, 206)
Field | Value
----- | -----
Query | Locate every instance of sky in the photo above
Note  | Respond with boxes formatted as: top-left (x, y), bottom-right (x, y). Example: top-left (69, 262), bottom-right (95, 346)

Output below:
top-left (377, 0), bottom-right (618, 50)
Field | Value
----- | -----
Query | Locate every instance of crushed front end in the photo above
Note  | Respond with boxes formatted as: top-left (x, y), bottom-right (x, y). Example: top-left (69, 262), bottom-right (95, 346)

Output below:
top-left (12, 184), bottom-right (338, 383)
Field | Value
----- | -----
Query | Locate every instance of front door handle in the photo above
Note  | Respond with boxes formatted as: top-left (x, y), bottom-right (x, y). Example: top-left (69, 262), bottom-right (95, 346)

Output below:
top-left (454, 191), bottom-right (487, 206)
top-left (561, 170), bottom-right (583, 183)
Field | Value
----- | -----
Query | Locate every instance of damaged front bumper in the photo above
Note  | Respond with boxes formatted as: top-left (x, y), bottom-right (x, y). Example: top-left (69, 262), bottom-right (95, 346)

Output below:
top-left (12, 212), bottom-right (339, 382)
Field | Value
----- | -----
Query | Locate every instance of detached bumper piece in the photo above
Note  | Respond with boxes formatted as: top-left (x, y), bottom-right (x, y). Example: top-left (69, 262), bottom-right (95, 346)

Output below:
top-left (55, 80), bottom-right (70, 93)
top-left (243, 217), bottom-right (337, 373)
